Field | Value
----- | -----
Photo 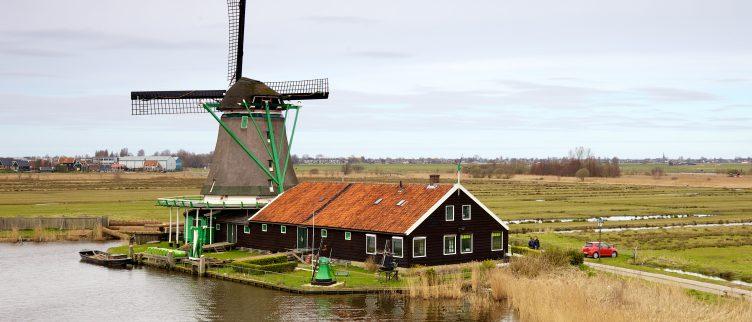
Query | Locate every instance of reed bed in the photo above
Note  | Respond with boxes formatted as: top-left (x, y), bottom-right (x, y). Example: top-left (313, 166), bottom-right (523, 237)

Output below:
top-left (403, 250), bottom-right (752, 321)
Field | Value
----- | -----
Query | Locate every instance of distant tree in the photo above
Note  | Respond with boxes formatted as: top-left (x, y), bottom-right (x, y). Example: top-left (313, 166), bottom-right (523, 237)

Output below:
top-left (569, 146), bottom-right (592, 161)
top-left (650, 167), bottom-right (665, 179)
top-left (159, 149), bottom-right (172, 156)
top-left (575, 168), bottom-right (590, 182)
top-left (309, 168), bottom-right (320, 175)
top-left (94, 149), bottom-right (109, 157)
top-left (119, 148), bottom-right (130, 157)
top-left (137, 149), bottom-right (145, 156)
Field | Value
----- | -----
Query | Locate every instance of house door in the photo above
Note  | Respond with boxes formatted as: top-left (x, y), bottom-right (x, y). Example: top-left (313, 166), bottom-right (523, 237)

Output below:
top-left (227, 224), bottom-right (237, 243)
top-left (297, 226), bottom-right (308, 250)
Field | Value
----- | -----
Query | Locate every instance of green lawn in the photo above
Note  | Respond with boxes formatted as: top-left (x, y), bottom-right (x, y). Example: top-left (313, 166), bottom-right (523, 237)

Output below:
top-left (213, 263), bottom-right (404, 289)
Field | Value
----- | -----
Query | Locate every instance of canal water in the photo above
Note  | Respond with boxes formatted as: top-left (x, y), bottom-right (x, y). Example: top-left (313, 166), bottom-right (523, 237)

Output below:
top-left (0, 242), bottom-right (516, 321)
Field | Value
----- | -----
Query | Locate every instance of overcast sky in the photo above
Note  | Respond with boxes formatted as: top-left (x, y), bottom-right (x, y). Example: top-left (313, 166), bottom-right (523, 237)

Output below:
top-left (1, 0), bottom-right (750, 158)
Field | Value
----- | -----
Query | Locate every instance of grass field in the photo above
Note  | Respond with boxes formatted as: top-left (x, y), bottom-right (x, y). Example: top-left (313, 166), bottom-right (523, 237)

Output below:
top-left (619, 162), bottom-right (751, 175)
top-left (510, 226), bottom-right (752, 285)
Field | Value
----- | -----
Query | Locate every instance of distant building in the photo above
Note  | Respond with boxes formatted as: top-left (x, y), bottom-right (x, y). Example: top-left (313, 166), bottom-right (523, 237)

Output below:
top-left (0, 158), bottom-right (12, 170)
top-left (117, 156), bottom-right (181, 171)
top-left (12, 159), bottom-right (30, 172)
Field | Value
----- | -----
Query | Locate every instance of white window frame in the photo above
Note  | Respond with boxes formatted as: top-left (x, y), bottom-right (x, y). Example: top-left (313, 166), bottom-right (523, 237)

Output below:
top-left (321, 229), bottom-right (328, 238)
top-left (460, 234), bottom-right (473, 254)
top-left (366, 234), bottom-right (377, 255)
top-left (462, 205), bottom-right (471, 220)
top-left (345, 231), bottom-right (352, 240)
top-left (443, 234), bottom-right (457, 255)
top-left (261, 224), bottom-right (268, 232)
top-left (413, 236), bottom-right (427, 258)
top-left (491, 231), bottom-right (504, 251)
top-left (392, 236), bottom-right (404, 258)
top-left (215, 224), bottom-right (221, 230)
top-left (243, 225), bottom-right (250, 234)
top-left (280, 225), bottom-right (287, 234)
top-left (445, 205), bottom-right (454, 221)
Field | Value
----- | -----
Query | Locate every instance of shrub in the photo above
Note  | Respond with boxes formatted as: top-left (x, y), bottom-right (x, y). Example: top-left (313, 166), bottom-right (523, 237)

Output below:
top-left (364, 255), bottom-right (378, 272)
top-left (481, 260), bottom-right (496, 270)
top-left (566, 249), bottom-right (585, 266)
top-left (241, 254), bottom-right (288, 265)
top-left (575, 168), bottom-right (589, 181)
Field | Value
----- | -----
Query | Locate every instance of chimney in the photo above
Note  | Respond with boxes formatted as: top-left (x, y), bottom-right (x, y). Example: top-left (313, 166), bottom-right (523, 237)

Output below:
top-left (398, 180), bottom-right (404, 192)
top-left (429, 174), bottom-right (440, 185)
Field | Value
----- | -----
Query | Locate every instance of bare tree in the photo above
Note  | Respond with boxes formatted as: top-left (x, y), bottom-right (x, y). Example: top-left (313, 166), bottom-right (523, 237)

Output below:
top-left (119, 148), bottom-right (130, 157)
top-left (569, 146), bottom-right (592, 161)
top-left (137, 149), bottom-right (145, 156)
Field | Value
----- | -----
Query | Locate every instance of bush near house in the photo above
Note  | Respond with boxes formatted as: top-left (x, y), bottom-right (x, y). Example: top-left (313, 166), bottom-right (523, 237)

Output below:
top-left (230, 254), bottom-right (297, 274)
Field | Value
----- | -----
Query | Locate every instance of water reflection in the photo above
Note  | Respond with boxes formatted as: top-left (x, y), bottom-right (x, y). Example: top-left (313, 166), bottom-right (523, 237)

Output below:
top-left (0, 242), bottom-right (515, 321)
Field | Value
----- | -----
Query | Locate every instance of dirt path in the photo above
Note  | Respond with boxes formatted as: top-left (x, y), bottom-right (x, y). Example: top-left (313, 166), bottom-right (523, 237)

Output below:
top-left (585, 262), bottom-right (752, 301)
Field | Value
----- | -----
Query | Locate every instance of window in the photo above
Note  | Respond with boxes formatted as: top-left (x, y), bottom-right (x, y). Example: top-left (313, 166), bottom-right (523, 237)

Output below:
top-left (268, 160), bottom-right (274, 172)
top-left (345, 231), bottom-right (352, 240)
top-left (392, 237), bottom-right (404, 258)
top-left (268, 179), bottom-right (274, 192)
top-left (280, 225), bottom-right (287, 234)
top-left (243, 225), bottom-right (250, 234)
top-left (460, 234), bottom-right (473, 254)
top-left (462, 205), bottom-right (471, 220)
top-left (374, 198), bottom-right (382, 205)
top-left (321, 229), bottom-right (328, 238)
top-left (215, 224), bottom-right (221, 230)
top-left (445, 205), bottom-right (455, 221)
top-left (443, 235), bottom-right (456, 255)
top-left (261, 224), bottom-right (268, 232)
top-left (492, 232), bottom-right (503, 251)
top-left (396, 200), bottom-right (406, 206)
top-left (241, 115), bottom-right (249, 129)
top-left (413, 237), bottom-right (427, 258)
top-left (366, 234), bottom-right (377, 254)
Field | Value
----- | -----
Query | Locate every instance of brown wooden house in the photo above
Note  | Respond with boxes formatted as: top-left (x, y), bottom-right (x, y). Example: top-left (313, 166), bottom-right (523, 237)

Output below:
top-left (234, 181), bottom-right (508, 266)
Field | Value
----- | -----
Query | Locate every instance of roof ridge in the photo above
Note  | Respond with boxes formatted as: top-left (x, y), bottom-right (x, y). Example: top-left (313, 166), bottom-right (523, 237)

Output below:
top-left (304, 182), bottom-right (352, 222)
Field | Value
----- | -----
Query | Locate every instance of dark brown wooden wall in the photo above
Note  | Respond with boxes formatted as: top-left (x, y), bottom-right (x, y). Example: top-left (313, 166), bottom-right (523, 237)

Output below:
top-left (406, 189), bottom-right (508, 266)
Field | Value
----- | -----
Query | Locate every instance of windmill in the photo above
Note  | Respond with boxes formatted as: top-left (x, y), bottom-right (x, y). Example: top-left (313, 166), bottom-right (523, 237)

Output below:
top-left (132, 0), bottom-right (329, 253)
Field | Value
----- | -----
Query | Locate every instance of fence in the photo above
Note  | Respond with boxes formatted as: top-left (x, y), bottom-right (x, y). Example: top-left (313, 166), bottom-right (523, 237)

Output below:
top-left (0, 216), bottom-right (109, 230)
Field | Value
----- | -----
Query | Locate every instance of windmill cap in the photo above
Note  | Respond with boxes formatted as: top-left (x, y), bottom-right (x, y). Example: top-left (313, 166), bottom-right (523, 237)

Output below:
top-left (220, 77), bottom-right (281, 110)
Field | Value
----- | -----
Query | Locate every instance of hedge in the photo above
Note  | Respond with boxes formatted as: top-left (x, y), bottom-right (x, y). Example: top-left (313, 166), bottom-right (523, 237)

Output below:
top-left (145, 247), bottom-right (187, 258)
top-left (239, 254), bottom-right (289, 266)
top-left (231, 261), bottom-right (297, 274)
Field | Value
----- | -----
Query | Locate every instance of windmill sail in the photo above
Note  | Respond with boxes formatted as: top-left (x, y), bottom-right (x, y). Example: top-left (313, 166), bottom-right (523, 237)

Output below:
top-left (227, 0), bottom-right (246, 84)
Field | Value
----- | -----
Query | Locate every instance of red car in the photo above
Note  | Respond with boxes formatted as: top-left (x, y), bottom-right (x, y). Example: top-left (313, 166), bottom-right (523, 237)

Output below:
top-left (582, 242), bottom-right (617, 258)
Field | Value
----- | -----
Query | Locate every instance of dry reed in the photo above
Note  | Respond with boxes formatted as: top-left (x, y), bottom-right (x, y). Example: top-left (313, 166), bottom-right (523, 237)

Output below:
top-left (489, 269), bottom-right (752, 322)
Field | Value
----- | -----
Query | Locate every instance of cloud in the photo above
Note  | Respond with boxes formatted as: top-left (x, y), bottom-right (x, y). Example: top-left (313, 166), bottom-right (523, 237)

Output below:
top-left (636, 87), bottom-right (718, 102)
top-left (349, 51), bottom-right (412, 59)
top-left (0, 29), bottom-right (219, 53)
top-left (302, 15), bottom-right (377, 25)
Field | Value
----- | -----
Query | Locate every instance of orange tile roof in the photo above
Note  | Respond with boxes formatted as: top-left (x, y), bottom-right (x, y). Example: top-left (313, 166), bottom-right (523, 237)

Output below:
top-left (143, 160), bottom-right (160, 167)
top-left (252, 181), bottom-right (454, 234)
top-left (57, 157), bottom-right (75, 164)
top-left (251, 182), bottom-right (350, 225)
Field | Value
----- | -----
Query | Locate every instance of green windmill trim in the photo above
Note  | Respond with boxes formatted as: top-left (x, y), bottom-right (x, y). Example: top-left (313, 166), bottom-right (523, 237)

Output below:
top-left (202, 102), bottom-right (279, 185)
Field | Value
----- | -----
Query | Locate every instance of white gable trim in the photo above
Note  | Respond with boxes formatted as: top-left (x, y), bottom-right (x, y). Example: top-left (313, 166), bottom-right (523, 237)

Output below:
top-left (248, 192), bottom-right (283, 221)
top-left (457, 184), bottom-right (510, 230)
top-left (404, 184), bottom-right (509, 235)
top-left (403, 185), bottom-right (458, 235)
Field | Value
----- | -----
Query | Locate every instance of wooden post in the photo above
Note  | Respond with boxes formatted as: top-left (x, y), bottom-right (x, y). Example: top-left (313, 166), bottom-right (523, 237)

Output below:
top-left (198, 256), bottom-right (206, 276)
top-left (167, 251), bottom-right (175, 268)
top-left (209, 209), bottom-right (213, 244)
top-left (168, 207), bottom-right (173, 244)
top-left (176, 207), bottom-right (180, 244)
top-left (128, 244), bottom-right (134, 259)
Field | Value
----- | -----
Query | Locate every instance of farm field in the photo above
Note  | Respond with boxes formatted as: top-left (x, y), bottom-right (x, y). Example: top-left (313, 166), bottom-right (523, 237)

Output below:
top-left (509, 226), bottom-right (752, 288)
